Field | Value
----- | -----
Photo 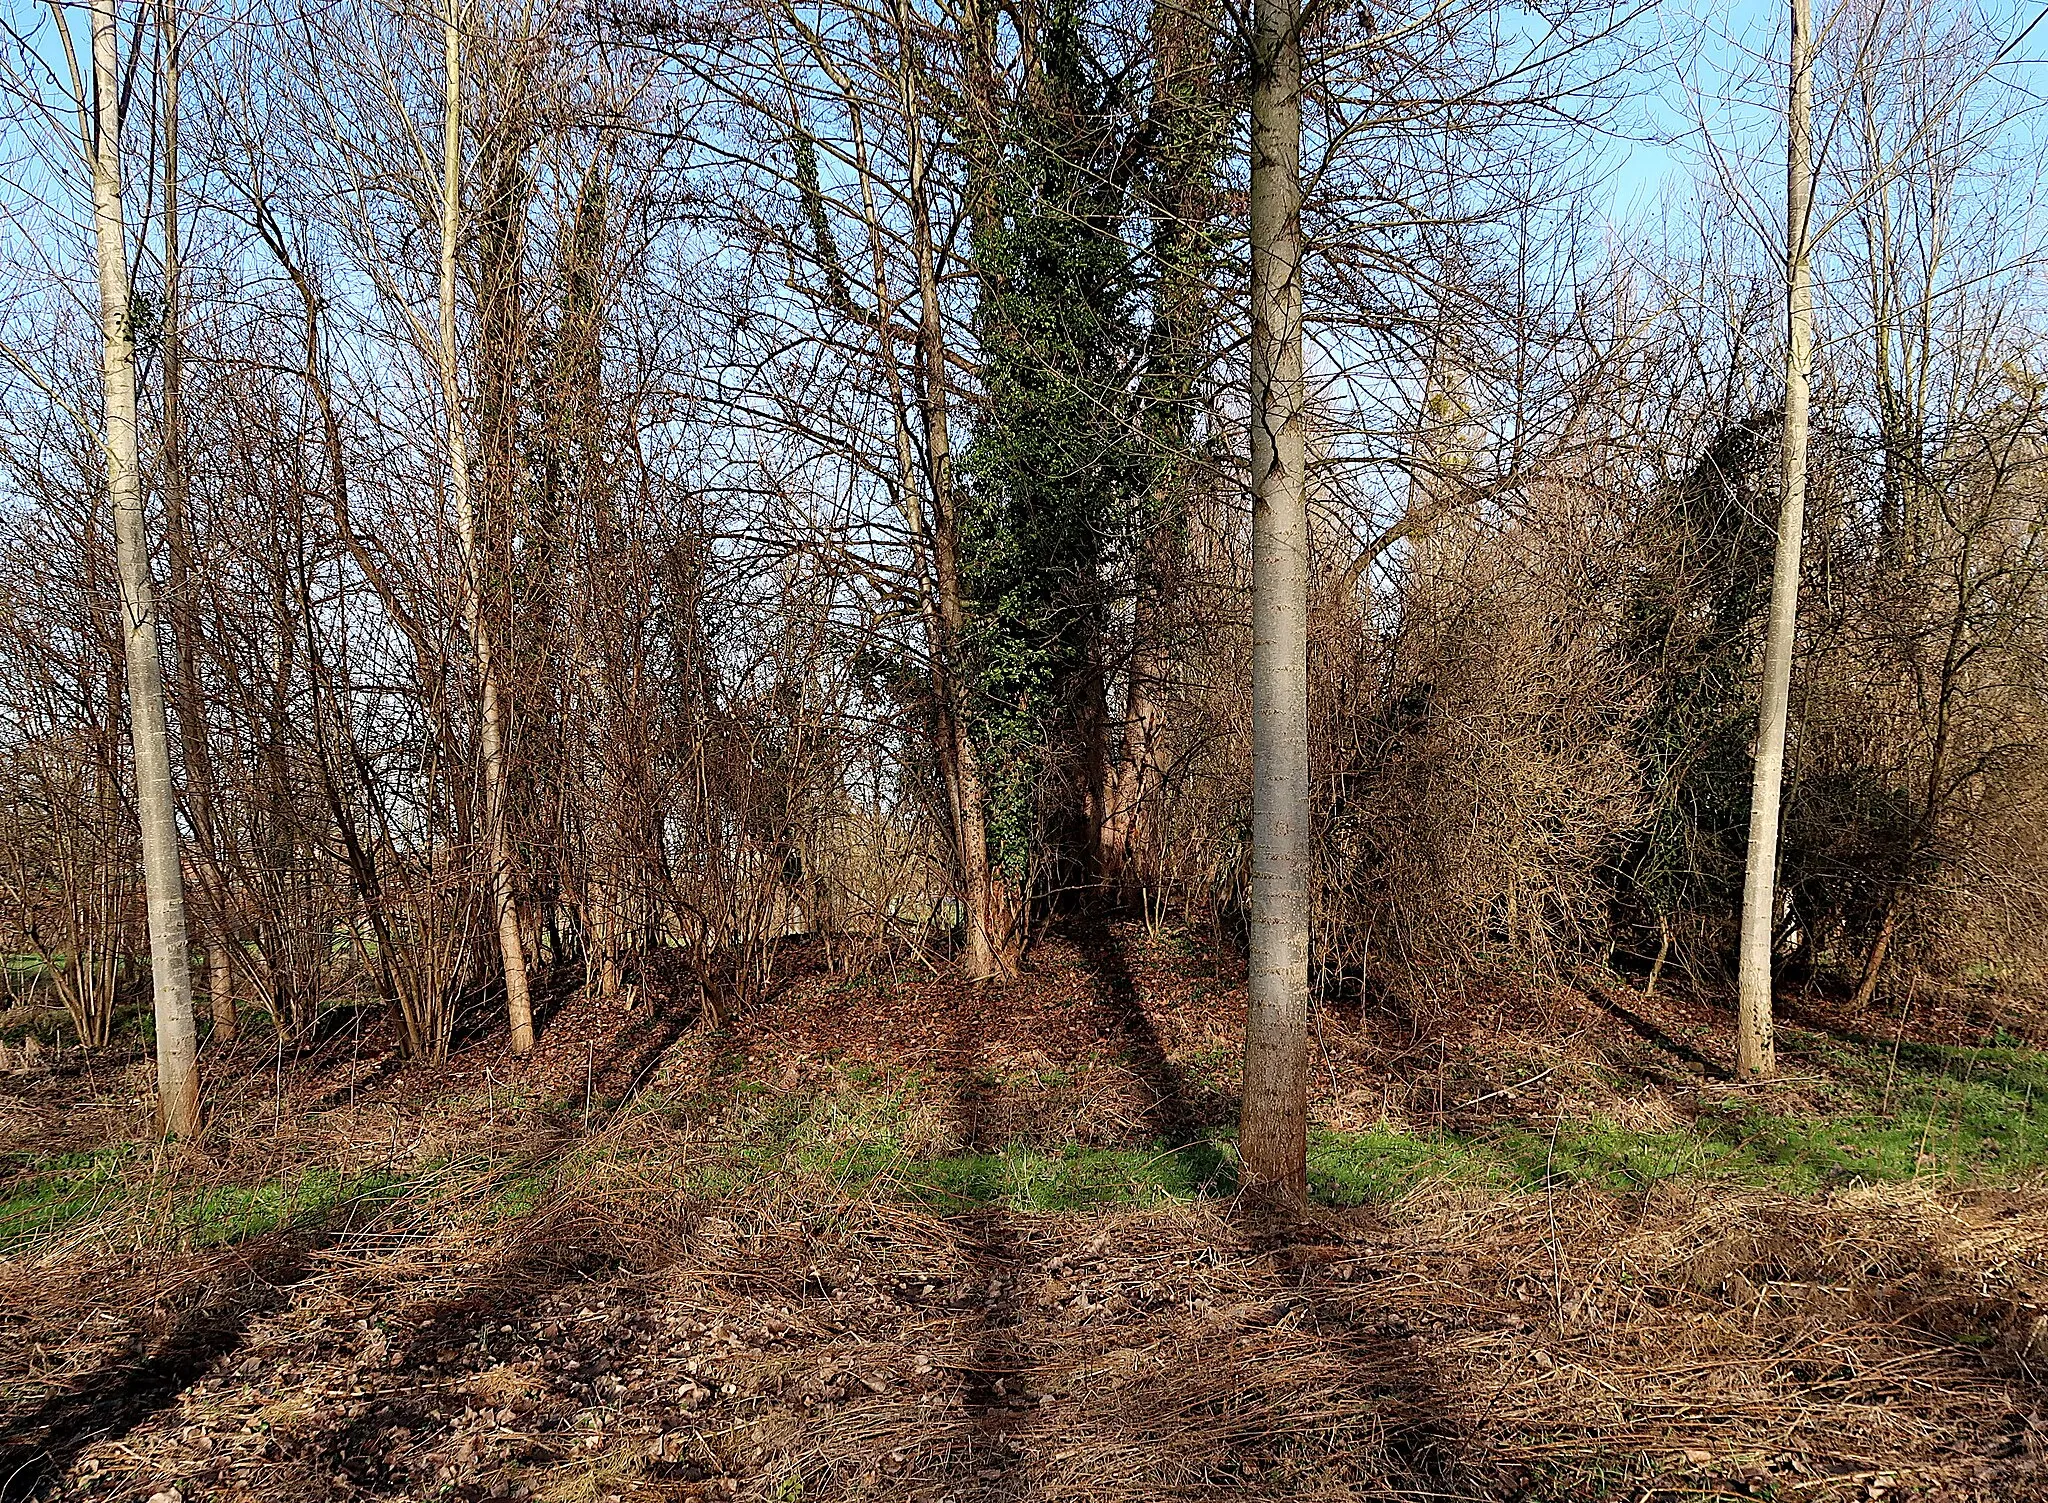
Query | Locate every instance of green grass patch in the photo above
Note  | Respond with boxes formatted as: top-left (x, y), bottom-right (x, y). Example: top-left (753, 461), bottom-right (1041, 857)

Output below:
top-left (1307, 1126), bottom-right (1502, 1203)
top-left (19, 1020), bottom-right (2048, 1265)
top-left (681, 1133), bottom-right (1232, 1212)
top-left (897, 1141), bottom-right (1231, 1211)
top-left (485, 1170), bottom-right (555, 1222)
top-left (0, 1152), bottom-right (425, 1255)
top-left (176, 1166), bottom-right (412, 1247)
top-left (0, 1145), bottom-right (135, 1248)
top-left (655, 1071), bottom-right (1234, 1210)
top-left (669, 1032), bottom-right (2048, 1211)
top-left (1306, 1034), bottom-right (2048, 1202)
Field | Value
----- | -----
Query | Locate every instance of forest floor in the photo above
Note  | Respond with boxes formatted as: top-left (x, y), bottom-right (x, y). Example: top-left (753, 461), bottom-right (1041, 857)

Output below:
top-left (6, 923), bottom-right (2048, 1503)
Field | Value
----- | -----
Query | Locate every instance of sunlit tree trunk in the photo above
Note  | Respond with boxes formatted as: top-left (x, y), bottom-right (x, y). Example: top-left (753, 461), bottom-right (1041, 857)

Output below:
top-left (1737, 0), bottom-right (1815, 1082)
top-left (440, 0), bottom-right (534, 1052)
top-left (1239, 0), bottom-right (1310, 1203)
top-left (913, 204), bottom-right (1018, 982)
top-left (89, 0), bottom-right (200, 1134)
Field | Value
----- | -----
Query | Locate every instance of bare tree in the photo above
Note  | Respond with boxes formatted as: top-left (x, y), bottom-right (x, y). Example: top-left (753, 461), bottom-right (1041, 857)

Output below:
top-left (84, 0), bottom-right (201, 1130)
top-left (1239, 0), bottom-right (1310, 1203)
top-left (1733, 0), bottom-right (1815, 1081)
top-left (155, 0), bottom-right (237, 1044)
top-left (439, 0), bottom-right (534, 1052)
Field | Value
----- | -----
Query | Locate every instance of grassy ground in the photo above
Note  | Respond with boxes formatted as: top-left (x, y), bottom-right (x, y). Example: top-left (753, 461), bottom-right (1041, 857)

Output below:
top-left (4, 931), bottom-right (2048, 1502)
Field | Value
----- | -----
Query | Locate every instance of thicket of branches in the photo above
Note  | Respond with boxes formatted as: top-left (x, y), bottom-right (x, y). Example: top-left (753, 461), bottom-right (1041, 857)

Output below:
top-left (3, 0), bottom-right (2047, 1065)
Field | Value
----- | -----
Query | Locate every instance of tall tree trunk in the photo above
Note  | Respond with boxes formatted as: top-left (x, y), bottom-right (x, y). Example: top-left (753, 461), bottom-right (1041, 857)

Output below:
top-left (1080, 647), bottom-right (1110, 885)
top-left (157, 0), bottom-right (234, 1042)
top-left (440, 0), bottom-right (534, 1052)
top-left (916, 285), bottom-right (1018, 978)
top-left (1239, 0), bottom-right (1310, 1204)
top-left (892, 0), bottom-right (1020, 978)
top-left (475, 77), bottom-right (551, 958)
top-left (1737, 0), bottom-right (1815, 1083)
top-left (90, 0), bottom-right (200, 1134)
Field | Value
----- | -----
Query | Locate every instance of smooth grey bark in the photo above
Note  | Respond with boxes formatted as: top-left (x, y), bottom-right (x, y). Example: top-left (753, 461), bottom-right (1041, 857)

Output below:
top-left (439, 0), bottom-right (534, 1052)
top-left (1737, 0), bottom-right (1815, 1082)
top-left (1239, 0), bottom-right (1311, 1203)
top-left (89, 0), bottom-right (200, 1133)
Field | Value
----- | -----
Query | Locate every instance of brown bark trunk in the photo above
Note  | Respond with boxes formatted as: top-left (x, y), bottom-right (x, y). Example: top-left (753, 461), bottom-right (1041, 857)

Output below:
top-left (1644, 916), bottom-right (1671, 998)
top-left (208, 941), bottom-right (235, 1038)
top-left (1080, 643), bottom-right (1111, 886)
top-left (894, 2), bottom-right (1019, 976)
top-left (1104, 0), bottom-right (1221, 890)
top-left (160, 0), bottom-right (236, 1045)
top-left (440, 0), bottom-right (533, 1051)
top-left (1849, 892), bottom-right (1901, 1013)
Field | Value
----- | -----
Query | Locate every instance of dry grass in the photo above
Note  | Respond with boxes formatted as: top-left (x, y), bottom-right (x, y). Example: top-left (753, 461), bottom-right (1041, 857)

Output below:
top-left (6, 1104), bottom-right (2048, 1503)
top-left (8, 931), bottom-right (2048, 1503)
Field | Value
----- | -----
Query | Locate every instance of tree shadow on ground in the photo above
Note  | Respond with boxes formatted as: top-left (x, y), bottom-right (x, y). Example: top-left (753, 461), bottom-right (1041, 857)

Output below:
top-left (1241, 1207), bottom-right (1470, 1488)
top-left (602, 944), bottom-right (820, 1113)
top-left (0, 983), bottom-right (715, 1500)
top-left (913, 926), bottom-right (1467, 1495)
top-left (0, 1233), bottom-right (327, 1502)
top-left (592, 990), bottom-right (714, 1121)
top-left (1591, 987), bottom-right (1732, 1082)
top-left (1069, 921), bottom-right (1211, 1143)
top-left (939, 921), bottom-right (1234, 1170)
top-left (921, 1200), bottom-right (1469, 1500)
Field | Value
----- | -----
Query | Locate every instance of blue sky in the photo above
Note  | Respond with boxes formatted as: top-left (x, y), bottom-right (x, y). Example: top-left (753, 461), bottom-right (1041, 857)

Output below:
top-left (1593, 0), bottom-right (2048, 229)
top-left (1597, 0), bottom-right (1784, 221)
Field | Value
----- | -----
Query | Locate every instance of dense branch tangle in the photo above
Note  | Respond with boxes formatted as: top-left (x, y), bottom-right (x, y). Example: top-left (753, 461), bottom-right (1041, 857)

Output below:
top-left (0, 0), bottom-right (2045, 1149)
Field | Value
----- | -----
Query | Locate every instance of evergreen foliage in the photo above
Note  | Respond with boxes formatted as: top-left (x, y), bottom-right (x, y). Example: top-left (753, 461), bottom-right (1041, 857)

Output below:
top-left (960, 0), bottom-right (1151, 891)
